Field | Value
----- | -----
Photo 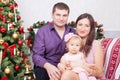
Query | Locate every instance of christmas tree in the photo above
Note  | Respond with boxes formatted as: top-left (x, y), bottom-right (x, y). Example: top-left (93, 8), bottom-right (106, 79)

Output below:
top-left (94, 21), bottom-right (105, 40)
top-left (0, 0), bottom-right (34, 80)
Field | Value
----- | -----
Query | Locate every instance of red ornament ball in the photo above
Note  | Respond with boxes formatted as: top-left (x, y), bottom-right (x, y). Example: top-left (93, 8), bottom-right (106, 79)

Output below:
top-left (14, 65), bottom-right (20, 71)
top-left (9, 4), bottom-right (14, 10)
top-left (17, 40), bottom-right (23, 46)
top-left (1, 76), bottom-right (9, 80)
top-left (18, 26), bottom-right (24, 34)
top-left (22, 56), bottom-right (26, 62)
top-left (27, 26), bottom-right (33, 31)
top-left (0, 27), bottom-right (7, 33)
top-left (17, 16), bottom-right (21, 20)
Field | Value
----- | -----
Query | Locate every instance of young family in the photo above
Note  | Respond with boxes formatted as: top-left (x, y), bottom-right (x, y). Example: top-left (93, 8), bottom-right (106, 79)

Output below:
top-left (32, 2), bottom-right (104, 80)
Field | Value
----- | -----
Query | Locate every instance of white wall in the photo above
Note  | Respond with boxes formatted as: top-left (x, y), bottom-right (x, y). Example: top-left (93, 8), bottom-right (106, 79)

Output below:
top-left (15, 0), bottom-right (120, 31)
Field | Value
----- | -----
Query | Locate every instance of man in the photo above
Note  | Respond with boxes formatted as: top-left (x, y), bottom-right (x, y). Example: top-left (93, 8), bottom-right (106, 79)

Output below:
top-left (32, 2), bottom-right (75, 80)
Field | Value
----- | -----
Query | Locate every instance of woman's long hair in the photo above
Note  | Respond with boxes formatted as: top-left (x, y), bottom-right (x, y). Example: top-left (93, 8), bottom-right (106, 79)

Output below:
top-left (76, 13), bottom-right (95, 56)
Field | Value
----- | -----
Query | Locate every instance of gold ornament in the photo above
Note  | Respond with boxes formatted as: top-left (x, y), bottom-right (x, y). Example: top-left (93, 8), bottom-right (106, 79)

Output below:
top-left (12, 33), bottom-right (18, 39)
top-left (24, 74), bottom-right (33, 80)
top-left (0, 0), bottom-right (9, 5)
top-left (16, 51), bottom-right (20, 56)
top-left (8, 12), bottom-right (13, 18)
top-left (25, 64), bottom-right (30, 74)
top-left (35, 23), bottom-right (39, 27)
top-left (24, 64), bottom-right (33, 80)
top-left (0, 38), bottom-right (4, 44)
top-left (27, 76), bottom-right (32, 80)
top-left (4, 66), bottom-right (11, 74)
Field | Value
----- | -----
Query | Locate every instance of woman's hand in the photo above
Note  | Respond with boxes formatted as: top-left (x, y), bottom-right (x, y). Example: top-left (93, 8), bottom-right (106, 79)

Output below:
top-left (44, 62), bottom-right (61, 80)
top-left (82, 63), bottom-right (97, 75)
top-left (85, 63), bottom-right (97, 69)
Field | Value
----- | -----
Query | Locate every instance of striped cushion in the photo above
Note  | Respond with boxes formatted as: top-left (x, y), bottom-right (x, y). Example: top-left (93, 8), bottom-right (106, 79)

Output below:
top-left (101, 38), bottom-right (120, 79)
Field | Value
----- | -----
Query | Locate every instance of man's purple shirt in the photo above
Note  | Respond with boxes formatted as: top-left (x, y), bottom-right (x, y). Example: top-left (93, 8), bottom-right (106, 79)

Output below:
top-left (32, 23), bottom-right (76, 67)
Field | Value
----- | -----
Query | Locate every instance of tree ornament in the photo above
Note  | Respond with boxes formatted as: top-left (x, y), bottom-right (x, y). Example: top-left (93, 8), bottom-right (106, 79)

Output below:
top-left (0, 14), bottom-right (6, 22)
top-left (0, 38), bottom-right (4, 44)
top-left (9, 4), bottom-right (14, 10)
top-left (0, 8), bottom-right (3, 12)
top-left (12, 32), bottom-right (18, 39)
top-left (14, 2), bottom-right (18, 7)
top-left (4, 66), bottom-right (11, 74)
top-left (27, 76), bottom-right (32, 80)
top-left (14, 65), bottom-right (20, 71)
top-left (1, 76), bottom-right (9, 80)
top-left (27, 26), bottom-right (33, 31)
top-left (24, 64), bottom-right (34, 80)
top-left (8, 22), bottom-right (14, 29)
top-left (16, 51), bottom-right (20, 56)
top-left (35, 23), bottom-right (39, 27)
top-left (25, 64), bottom-right (30, 74)
top-left (0, 27), bottom-right (7, 33)
top-left (0, 0), bottom-right (9, 5)
top-left (22, 56), bottom-right (25, 62)
top-left (8, 12), bottom-right (13, 18)
top-left (17, 40), bottom-right (23, 46)
top-left (27, 37), bottom-right (33, 48)
top-left (18, 26), bottom-right (24, 34)
top-left (40, 21), bottom-right (44, 25)
top-left (17, 16), bottom-right (21, 20)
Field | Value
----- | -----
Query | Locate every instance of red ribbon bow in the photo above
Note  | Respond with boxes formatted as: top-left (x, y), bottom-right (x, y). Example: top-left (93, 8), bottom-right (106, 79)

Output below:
top-left (2, 42), bottom-right (16, 58)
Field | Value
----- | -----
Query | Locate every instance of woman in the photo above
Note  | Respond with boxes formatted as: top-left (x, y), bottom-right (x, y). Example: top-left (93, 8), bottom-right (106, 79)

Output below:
top-left (58, 13), bottom-right (104, 80)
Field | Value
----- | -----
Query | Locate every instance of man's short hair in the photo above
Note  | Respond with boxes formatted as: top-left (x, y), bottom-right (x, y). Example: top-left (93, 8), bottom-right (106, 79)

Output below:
top-left (52, 2), bottom-right (70, 14)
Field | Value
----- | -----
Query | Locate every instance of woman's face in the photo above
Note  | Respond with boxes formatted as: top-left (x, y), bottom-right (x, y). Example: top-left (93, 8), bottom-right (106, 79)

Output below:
top-left (76, 18), bottom-right (91, 38)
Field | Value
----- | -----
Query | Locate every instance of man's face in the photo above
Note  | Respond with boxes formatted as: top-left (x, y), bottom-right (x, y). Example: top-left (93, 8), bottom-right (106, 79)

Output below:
top-left (52, 8), bottom-right (69, 27)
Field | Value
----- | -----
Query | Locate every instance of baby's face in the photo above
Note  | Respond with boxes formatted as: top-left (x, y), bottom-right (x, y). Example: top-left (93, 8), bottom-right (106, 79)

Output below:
top-left (67, 38), bottom-right (81, 54)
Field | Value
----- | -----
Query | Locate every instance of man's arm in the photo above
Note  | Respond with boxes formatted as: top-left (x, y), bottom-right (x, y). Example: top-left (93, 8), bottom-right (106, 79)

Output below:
top-left (32, 29), bottom-right (47, 67)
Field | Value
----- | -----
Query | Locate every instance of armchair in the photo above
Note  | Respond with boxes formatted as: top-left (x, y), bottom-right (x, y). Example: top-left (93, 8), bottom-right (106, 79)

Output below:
top-left (101, 38), bottom-right (120, 79)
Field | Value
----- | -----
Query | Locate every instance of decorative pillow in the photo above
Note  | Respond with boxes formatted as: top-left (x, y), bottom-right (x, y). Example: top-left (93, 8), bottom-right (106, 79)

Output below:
top-left (101, 38), bottom-right (120, 79)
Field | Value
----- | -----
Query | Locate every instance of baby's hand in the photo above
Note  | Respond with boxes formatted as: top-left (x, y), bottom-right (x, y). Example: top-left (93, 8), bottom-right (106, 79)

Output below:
top-left (66, 61), bottom-right (72, 70)
top-left (66, 66), bottom-right (72, 70)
